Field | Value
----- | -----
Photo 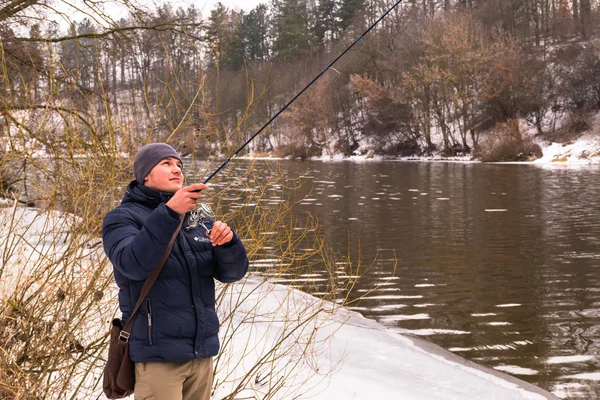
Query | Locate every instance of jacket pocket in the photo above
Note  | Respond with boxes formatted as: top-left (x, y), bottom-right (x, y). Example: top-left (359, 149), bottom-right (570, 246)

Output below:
top-left (146, 298), bottom-right (153, 345)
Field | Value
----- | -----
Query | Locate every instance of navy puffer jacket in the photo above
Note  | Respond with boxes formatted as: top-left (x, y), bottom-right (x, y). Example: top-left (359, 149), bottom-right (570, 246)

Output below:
top-left (102, 181), bottom-right (249, 363)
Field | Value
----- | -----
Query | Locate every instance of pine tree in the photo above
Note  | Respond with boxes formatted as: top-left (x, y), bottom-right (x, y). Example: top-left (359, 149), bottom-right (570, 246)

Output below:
top-left (243, 4), bottom-right (270, 60)
top-left (206, 3), bottom-right (244, 70)
top-left (337, 0), bottom-right (365, 32)
top-left (312, 0), bottom-right (337, 46)
top-left (271, 0), bottom-right (311, 61)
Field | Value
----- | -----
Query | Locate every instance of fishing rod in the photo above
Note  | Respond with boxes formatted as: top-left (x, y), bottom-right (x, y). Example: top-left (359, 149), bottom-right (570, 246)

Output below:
top-left (202, 0), bottom-right (404, 184)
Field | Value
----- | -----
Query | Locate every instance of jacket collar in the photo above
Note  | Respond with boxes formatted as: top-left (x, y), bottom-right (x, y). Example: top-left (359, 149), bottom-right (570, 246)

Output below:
top-left (122, 180), bottom-right (174, 208)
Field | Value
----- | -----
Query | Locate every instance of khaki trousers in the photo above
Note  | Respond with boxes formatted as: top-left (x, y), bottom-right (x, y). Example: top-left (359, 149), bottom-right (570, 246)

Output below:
top-left (134, 358), bottom-right (213, 400)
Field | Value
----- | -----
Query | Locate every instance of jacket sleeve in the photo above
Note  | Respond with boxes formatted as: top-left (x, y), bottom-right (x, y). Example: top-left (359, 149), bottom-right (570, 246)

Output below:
top-left (102, 204), bottom-right (182, 281)
top-left (212, 233), bottom-right (249, 283)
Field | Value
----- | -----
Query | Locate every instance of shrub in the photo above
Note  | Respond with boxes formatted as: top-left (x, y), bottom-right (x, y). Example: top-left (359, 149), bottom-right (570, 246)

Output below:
top-left (377, 138), bottom-right (421, 157)
top-left (476, 120), bottom-right (543, 162)
top-left (272, 143), bottom-right (321, 159)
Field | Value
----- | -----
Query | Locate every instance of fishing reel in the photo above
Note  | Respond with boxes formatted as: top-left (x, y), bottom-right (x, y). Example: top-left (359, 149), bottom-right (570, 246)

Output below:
top-left (185, 202), bottom-right (214, 236)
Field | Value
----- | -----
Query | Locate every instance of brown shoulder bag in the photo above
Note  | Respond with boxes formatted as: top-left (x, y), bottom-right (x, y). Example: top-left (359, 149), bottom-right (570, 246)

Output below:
top-left (103, 216), bottom-right (184, 399)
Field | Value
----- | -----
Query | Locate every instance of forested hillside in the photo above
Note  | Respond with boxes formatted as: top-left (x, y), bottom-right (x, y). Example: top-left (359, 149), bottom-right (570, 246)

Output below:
top-left (1, 0), bottom-right (600, 162)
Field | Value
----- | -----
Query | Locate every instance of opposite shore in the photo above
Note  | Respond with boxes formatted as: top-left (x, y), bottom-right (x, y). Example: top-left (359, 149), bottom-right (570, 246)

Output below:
top-left (238, 132), bottom-right (600, 166)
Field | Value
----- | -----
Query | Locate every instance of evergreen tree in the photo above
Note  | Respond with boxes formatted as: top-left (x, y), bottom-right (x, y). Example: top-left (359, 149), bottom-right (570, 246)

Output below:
top-left (206, 3), bottom-right (245, 70)
top-left (243, 4), bottom-right (270, 60)
top-left (338, 0), bottom-right (365, 31)
top-left (76, 18), bottom-right (98, 90)
top-left (222, 10), bottom-right (245, 70)
top-left (60, 24), bottom-right (81, 87)
top-left (271, 0), bottom-right (311, 61)
top-left (206, 3), bottom-right (229, 67)
top-left (312, 0), bottom-right (337, 46)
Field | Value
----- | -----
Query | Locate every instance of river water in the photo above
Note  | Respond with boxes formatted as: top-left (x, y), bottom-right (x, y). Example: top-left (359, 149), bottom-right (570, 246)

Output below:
top-left (190, 159), bottom-right (600, 399)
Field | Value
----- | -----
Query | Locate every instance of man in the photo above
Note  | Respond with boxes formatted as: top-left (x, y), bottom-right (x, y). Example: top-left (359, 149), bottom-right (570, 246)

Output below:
top-left (102, 143), bottom-right (249, 400)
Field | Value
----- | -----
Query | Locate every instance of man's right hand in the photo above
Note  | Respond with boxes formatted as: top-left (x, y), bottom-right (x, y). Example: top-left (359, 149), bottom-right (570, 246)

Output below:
top-left (166, 183), bottom-right (208, 215)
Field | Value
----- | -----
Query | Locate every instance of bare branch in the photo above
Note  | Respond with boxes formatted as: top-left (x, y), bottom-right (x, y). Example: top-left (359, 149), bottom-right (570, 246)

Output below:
top-left (0, 0), bottom-right (42, 22)
top-left (10, 21), bottom-right (206, 43)
top-left (3, 105), bottom-right (96, 136)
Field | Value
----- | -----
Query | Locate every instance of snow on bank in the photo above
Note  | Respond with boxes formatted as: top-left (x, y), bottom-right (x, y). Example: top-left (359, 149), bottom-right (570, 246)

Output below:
top-left (216, 277), bottom-right (558, 400)
top-left (533, 134), bottom-right (600, 164)
top-left (289, 133), bottom-right (600, 164)
top-left (0, 205), bottom-right (559, 399)
top-left (239, 122), bottom-right (600, 165)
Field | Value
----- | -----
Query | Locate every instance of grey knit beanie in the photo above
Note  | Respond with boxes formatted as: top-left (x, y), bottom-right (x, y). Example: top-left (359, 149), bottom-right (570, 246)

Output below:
top-left (133, 143), bottom-right (182, 184)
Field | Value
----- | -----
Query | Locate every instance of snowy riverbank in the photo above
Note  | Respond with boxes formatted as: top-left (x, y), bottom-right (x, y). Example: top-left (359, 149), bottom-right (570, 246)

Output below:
top-left (240, 126), bottom-right (600, 166)
top-left (0, 205), bottom-right (560, 399)
top-left (214, 277), bottom-right (560, 400)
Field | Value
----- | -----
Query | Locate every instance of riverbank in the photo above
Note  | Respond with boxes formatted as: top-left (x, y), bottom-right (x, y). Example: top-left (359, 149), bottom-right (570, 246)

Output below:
top-left (241, 123), bottom-right (600, 165)
top-left (0, 204), bottom-right (560, 399)
top-left (216, 276), bottom-right (559, 400)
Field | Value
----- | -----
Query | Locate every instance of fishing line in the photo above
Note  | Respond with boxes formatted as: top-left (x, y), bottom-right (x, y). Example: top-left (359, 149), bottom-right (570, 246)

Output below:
top-left (202, 0), bottom-right (404, 184)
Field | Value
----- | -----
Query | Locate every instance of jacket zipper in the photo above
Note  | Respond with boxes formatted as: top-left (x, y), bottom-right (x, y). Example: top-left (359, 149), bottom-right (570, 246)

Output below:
top-left (146, 298), bottom-right (153, 345)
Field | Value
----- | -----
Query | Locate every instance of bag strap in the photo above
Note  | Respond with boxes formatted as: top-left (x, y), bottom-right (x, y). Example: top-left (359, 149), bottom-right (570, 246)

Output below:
top-left (120, 215), bottom-right (184, 339)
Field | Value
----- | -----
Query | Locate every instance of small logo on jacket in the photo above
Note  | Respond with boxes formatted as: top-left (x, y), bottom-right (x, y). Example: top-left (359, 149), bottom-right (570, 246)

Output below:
top-left (194, 236), bottom-right (210, 243)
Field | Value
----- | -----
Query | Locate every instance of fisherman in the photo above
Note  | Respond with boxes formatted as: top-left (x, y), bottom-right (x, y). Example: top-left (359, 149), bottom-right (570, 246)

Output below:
top-left (102, 143), bottom-right (249, 400)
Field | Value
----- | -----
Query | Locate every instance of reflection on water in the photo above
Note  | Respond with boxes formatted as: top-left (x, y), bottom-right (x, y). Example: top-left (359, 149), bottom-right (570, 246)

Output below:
top-left (187, 159), bottom-right (600, 399)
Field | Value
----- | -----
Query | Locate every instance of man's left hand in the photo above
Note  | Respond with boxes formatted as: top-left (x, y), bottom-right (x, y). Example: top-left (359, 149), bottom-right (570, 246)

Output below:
top-left (209, 221), bottom-right (234, 246)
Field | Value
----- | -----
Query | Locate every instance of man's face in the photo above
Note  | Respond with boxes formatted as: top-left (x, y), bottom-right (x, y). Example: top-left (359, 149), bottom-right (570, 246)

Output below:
top-left (143, 157), bottom-right (184, 193)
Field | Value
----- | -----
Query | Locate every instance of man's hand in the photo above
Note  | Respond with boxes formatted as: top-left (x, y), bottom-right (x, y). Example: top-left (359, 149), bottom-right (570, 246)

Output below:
top-left (165, 184), bottom-right (208, 215)
top-left (209, 221), bottom-right (234, 246)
